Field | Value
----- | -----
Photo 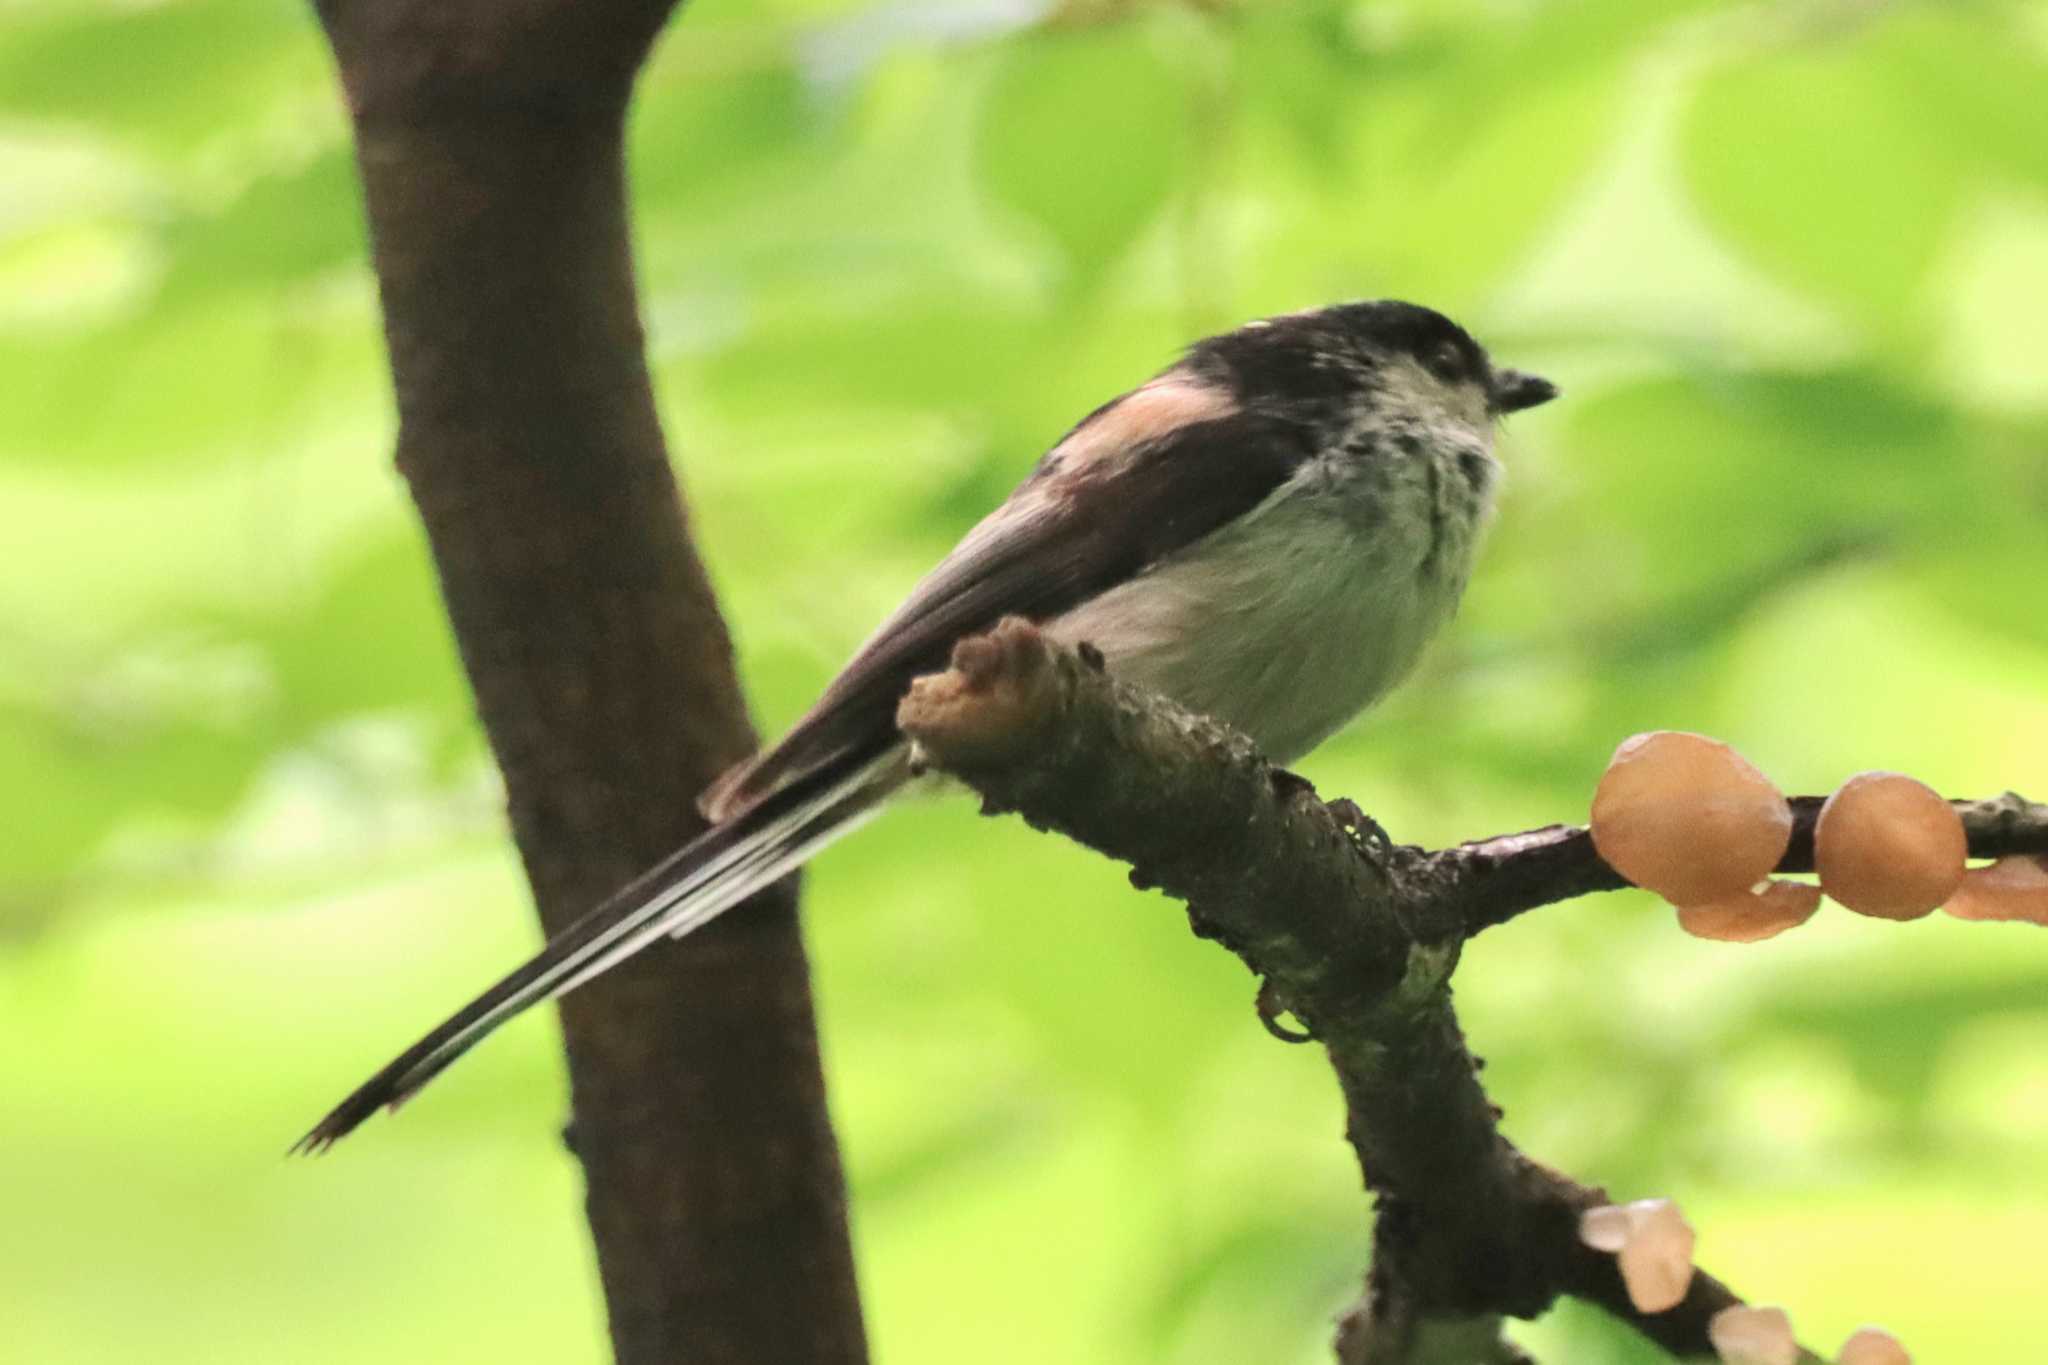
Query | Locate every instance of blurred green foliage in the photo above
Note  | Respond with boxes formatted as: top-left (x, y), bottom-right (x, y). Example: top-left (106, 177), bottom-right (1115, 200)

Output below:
top-left (4, 0), bottom-right (2046, 1361)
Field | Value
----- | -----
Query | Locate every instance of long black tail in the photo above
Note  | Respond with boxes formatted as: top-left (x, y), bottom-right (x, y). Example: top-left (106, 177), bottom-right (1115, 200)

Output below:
top-left (293, 746), bottom-right (900, 1153)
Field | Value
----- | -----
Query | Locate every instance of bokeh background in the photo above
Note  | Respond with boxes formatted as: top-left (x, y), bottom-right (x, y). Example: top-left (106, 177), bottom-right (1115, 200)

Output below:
top-left (5, 0), bottom-right (2046, 1360)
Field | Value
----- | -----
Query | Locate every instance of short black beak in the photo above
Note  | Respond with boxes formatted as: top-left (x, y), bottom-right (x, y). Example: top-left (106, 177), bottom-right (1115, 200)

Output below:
top-left (1490, 368), bottom-right (1558, 415)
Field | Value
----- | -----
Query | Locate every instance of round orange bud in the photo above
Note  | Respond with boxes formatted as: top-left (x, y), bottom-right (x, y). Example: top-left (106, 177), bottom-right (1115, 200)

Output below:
top-left (1944, 855), bottom-right (2048, 925)
top-left (1838, 1326), bottom-right (1911, 1365)
top-left (1708, 1305), bottom-right (1796, 1365)
top-left (1576, 1199), bottom-right (1696, 1313)
top-left (1677, 879), bottom-right (1821, 943)
top-left (1616, 1199), bottom-right (1695, 1313)
top-left (1591, 732), bottom-right (1792, 908)
top-left (1814, 772), bottom-right (1965, 921)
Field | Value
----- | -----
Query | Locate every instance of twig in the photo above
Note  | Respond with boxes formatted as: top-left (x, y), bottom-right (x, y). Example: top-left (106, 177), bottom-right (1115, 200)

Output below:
top-left (1429, 792), bottom-right (2048, 937)
top-left (893, 618), bottom-right (2035, 1362)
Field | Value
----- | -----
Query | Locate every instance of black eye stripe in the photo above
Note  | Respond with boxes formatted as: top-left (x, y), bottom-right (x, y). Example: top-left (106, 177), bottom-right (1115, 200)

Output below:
top-left (1426, 338), bottom-right (1468, 382)
top-left (1417, 334), bottom-right (1488, 388)
top-left (1187, 300), bottom-right (1497, 412)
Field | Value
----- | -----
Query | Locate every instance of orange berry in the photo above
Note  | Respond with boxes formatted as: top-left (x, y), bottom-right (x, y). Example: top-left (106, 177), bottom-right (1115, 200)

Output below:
top-left (1677, 879), bottom-right (1821, 943)
top-left (1838, 1326), bottom-right (1911, 1364)
top-left (1577, 1199), bottom-right (1696, 1313)
top-left (1944, 855), bottom-right (2048, 925)
top-left (1616, 1199), bottom-right (1695, 1313)
top-left (1708, 1305), bottom-right (1796, 1365)
top-left (1591, 732), bottom-right (1792, 907)
top-left (1815, 772), bottom-right (1965, 921)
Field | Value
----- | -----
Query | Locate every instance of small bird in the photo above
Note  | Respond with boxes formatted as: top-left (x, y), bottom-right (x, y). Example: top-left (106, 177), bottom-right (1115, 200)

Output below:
top-left (296, 299), bottom-right (1556, 1150)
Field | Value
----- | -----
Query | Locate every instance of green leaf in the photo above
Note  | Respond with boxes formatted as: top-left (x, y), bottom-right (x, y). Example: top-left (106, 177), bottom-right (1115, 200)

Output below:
top-left (1345, 62), bottom-right (1622, 305)
top-left (1678, 11), bottom-right (2025, 337)
top-left (629, 63), bottom-right (819, 209)
top-left (0, 708), bottom-right (125, 890)
top-left (1873, 6), bottom-right (2048, 188)
top-left (0, 661), bottom-right (273, 893)
top-left (1560, 368), bottom-right (1969, 611)
top-left (1232, 0), bottom-right (1696, 305)
top-left (156, 148), bottom-right (367, 306)
top-left (0, 299), bottom-right (378, 468)
top-left (0, 0), bottom-right (322, 160)
top-left (1229, 0), bottom-right (1364, 170)
top-left (974, 23), bottom-right (1192, 284)
top-left (256, 532), bottom-right (469, 732)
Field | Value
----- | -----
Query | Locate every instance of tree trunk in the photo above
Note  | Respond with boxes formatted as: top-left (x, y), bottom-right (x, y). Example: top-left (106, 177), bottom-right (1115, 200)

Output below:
top-left (312, 3), bottom-right (869, 1360)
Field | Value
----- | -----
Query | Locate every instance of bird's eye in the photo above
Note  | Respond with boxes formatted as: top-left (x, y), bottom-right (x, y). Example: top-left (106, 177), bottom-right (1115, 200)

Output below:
top-left (1426, 339), bottom-right (1467, 383)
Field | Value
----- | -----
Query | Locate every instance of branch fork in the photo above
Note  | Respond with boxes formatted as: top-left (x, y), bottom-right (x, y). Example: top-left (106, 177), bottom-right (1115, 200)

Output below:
top-left (900, 617), bottom-right (2047, 1362)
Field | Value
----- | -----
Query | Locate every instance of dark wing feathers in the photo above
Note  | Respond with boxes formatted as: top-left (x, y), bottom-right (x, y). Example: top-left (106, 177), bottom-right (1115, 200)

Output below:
top-left (701, 401), bottom-right (1313, 820)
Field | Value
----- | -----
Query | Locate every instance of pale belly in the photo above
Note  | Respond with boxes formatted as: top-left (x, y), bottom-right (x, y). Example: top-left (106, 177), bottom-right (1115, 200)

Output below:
top-left (1045, 487), bottom-right (1476, 765)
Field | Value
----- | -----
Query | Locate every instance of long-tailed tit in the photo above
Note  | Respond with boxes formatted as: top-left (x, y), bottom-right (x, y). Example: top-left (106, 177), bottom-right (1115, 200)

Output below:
top-left (297, 299), bottom-right (1556, 1150)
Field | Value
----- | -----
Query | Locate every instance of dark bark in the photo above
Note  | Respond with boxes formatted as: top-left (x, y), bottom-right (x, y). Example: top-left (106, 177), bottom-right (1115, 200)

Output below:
top-left (900, 619), bottom-right (2048, 1363)
top-left (311, 3), bottom-right (868, 1361)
